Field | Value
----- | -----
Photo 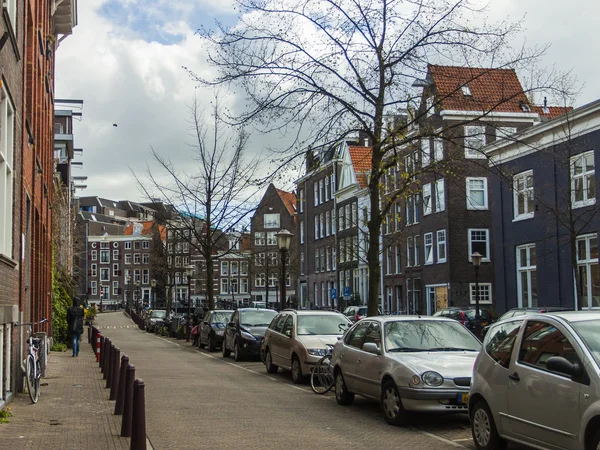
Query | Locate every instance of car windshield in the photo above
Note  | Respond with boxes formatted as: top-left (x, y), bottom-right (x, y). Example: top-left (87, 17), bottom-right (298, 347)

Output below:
top-left (241, 310), bottom-right (277, 327)
top-left (384, 320), bottom-right (481, 352)
top-left (572, 319), bottom-right (600, 366)
top-left (151, 310), bottom-right (166, 318)
top-left (297, 315), bottom-right (350, 335)
top-left (212, 312), bottom-right (233, 324)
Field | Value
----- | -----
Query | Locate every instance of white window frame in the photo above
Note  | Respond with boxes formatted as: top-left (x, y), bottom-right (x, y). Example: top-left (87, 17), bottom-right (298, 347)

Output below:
top-left (422, 183), bottom-right (432, 215)
top-left (143, 269), bottom-right (150, 285)
top-left (221, 261), bottom-right (229, 276)
top-left (320, 212), bottom-right (325, 237)
top-left (314, 182), bottom-right (319, 206)
top-left (113, 281), bottom-right (119, 296)
top-left (319, 179), bottom-right (324, 204)
top-left (134, 253), bottom-right (141, 264)
top-left (576, 234), bottom-right (599, 309)
top-left (125, 254), bottom-right (131, 265)
top-left (421, 139), bottom-right (431, 167)
top-left (516, 243), bottom-right (537, 308)
top-left (266, 231), bottom-right (277, 246)
top-left (466, 177), bottom-right (489, 210)
top-left (426, 96), bottom-right (434, 117)
top-left (464, 125), bottom-right (487, 159)
top-left (221, 278), bottom-right (229, 294)
top-left (113, 263), bottom-right (119, 277)
top-left (255, 273), bottom-right (265, 288)
top-left (125, 242), bottom-right (132, 250)
top-left (264, 213), bottom-right (281, 229)
top-left (142, 241), bottom-right (150, 249)
top-left (436, 230), bottom-right (447, 263)
top-left (571, 150), bottom-right (596, 208)
top-left (414, 235), bottom-right (420, 266)
top-left (406, 237), bottom-right (413, 267)
top-left (299, 188), bottom-right (304, 212)
top-left (325, 175), bottom-right (330, 201)
top-left (240, 278), bottom-right (248, 294)
top-left (424, 233), bottom-right (434, 265)
top-left (231, 261), bottom-right (238, 275)
top-left (100, 250), bottom-right (110, 264)
top-left (300, 221), bottom-right (304, 244)
top-left (395, 245), bottom-right (401, 274)
top-left (433, 139), bottom-right (443, 162)
top-left (100, 268), bottom-right (110, 282)
top-left (467, 229), bottom-right (491, 262)
top-left (315, 215), bottom-right (319, 240)
top-left (469, 283), bottom-right (492, 305)
top-left (513, 170), bottom-right (535, 221)
top-left (240, 261), bottom-right (248, 276)
top-left (386, 248), bottom-right (392, 275)
top-left (325, 211), bottom-right (330, 236)
top-left (435, 179), bottom-right (445, 212)
top-left (254, 232), bottom-right (265, 246)
top-left (91, 281), bottom-right (97, 296)
top-left (91, 250), bottom-right (97, 261)
top-left (497, 126), bottom-right (517, 141)
top-left (91, 264), bottom-right (97, 277)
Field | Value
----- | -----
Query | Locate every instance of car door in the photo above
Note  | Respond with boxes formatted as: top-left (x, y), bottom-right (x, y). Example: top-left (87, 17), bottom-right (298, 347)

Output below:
top-left (356, 321), bottom-right (385, 399)
top-left (506, 319), bottom-right (582, 449)
top-left (278, 315), bottom-right (294, 369)
top-left (340, 321), bottom-right (370, 393)
top-left (269, 314), bottom-right (288, 365)
top-left (225, 310), bottom-right (239, 351)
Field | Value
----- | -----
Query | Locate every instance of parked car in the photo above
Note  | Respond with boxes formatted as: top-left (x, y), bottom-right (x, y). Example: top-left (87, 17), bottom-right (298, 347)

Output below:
top-left (481, 306), bottom-right (571, 337)
top-left (199, 310), bottom-right (233, 351)
top-left (343, 305), bottom-right (382, 322)
top-left (222, 308), bottom-right (278, 361)
top-left (469, 311), bottom-right (600, 450)
top-left (145, 309), bottom-right (167, 331)
top-left (263, 310), bottom-right (352, 383)
top-left (331, 316), bottom-right (481, 426)
top-left (433, 307), bottom-right (493, 330)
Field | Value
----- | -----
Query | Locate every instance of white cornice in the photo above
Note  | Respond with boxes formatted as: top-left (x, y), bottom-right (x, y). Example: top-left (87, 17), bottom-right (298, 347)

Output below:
top-left (88, 235), bottom-right (151, 241)
top-left (440, 110), bottom-right (540, 122)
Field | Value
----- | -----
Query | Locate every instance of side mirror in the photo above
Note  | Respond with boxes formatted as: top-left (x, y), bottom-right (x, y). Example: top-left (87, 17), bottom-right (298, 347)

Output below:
top-left (546, 356), bottom-right (581, 378)
top-left (363, 342), bottom-right (381, 355)
top-left (227, 321), bottom-right (235, 328)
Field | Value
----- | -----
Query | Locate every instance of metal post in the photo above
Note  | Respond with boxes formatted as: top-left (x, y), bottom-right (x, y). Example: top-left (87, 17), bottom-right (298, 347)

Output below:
top-left (115, 355), bottom-right (129, 415)
top-left (280, 249), bottom-right (287, 312)
top-left (130, 379), bottom-right (147, 450)
top-left (106, 343), bottom-right (114, 385)
top-left (96, 332), bottom-right (101, 363)
top-left (100, 336), bottom-right (105, 370)
top-left (121, 365), bottom-right (135, 437)
top-left (186, 278), bottom-right (191, 342)
top-left (474, 265), bottom-right (481, 338)
top-left (110, 347), bottom-right (120, 400)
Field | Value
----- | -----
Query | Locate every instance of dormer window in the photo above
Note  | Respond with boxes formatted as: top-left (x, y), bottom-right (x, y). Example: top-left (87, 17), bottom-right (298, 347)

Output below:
top-left (519, 101), bottom-right (531, 112)
top-left (461, 85), bottom-right (472, 96)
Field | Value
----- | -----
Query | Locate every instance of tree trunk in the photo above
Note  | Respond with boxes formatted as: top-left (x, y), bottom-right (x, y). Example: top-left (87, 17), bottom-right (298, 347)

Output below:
top-left (367, 173), bottom-right (382, 317)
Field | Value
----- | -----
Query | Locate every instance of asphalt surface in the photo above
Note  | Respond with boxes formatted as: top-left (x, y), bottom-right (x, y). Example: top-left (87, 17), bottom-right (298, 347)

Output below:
top-left (96, 312), bottom-right (527, 450)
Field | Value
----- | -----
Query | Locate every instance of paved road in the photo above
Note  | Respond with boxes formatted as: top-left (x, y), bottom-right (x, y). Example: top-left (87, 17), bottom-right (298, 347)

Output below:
top-left (95, 312), bottom-right (524, 450)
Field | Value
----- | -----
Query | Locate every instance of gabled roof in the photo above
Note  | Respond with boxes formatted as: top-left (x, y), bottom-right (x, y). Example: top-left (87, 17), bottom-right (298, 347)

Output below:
top-left (275, 188), bottom-right (297, 216)
top-left (428, 65), bottom-right (530, 113)
top-left (533, 105), bottom-right (573, 120)
top-left (348, 146), bottom-right (372, 188)
top-left (123, 221), bottom-right (166, 240)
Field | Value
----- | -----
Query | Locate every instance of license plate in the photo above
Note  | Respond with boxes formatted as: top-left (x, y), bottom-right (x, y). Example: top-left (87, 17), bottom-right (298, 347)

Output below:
top-left (457, 393), bottom-right (469, 404)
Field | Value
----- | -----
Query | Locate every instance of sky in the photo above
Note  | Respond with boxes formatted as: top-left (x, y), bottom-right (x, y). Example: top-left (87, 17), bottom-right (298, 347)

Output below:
top-left (55, 0), bottom-right (599, 204)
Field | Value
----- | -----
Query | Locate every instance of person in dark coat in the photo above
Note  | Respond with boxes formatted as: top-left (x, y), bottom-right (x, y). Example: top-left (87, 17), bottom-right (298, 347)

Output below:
top-left (67, 297), bottom-right (85, 357)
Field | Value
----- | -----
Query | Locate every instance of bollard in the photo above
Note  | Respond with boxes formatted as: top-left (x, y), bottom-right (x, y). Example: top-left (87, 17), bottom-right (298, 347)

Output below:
top-left (121, 365), bottom-right (136, 437)
top-left (110, 347), bottom-right (121, 400)
top-left (114, 355), bottom-right (129, 415)
top-left (130, 379), bottom-right (147, 450)
top-left (92, 327), bottom-right (97, 351)
top-left (103, 339), bottom-right (111, 378)
top-left (96, 332), bottom-right (102, 363)
top-left (100, 335), bottom-right (106, 370)
top-left (88, 326), bottom-right (91, 344)
top-left (106, 343), bottom-right (115, 388)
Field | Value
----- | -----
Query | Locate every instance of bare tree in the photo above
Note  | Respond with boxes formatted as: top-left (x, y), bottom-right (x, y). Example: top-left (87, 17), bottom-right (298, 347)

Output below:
top-left (195, 0), bottom-right (565, 316)
top-left (135, 95), bottom-right (260, 310)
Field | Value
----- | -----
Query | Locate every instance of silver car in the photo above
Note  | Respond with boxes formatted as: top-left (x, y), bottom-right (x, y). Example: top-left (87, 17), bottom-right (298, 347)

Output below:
top-left (331, 316), bottom-right (481, 426)
top-left (469, 311), bottom-right (600, 450)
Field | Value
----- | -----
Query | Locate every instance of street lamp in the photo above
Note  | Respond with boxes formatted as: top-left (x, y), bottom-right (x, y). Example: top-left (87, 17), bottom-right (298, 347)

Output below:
top-left (135, 281), bottom-right (141, 313)
top-left (471, 252), bottom-right (483, 338)
top-left (185, 265), bottom-right (195, 342)
top-left (126, 275), bottom-right (132, 309)
top-left (276, 229), bottom-right (293, 312)
top-left (151, 279), bottom-right (157, 310)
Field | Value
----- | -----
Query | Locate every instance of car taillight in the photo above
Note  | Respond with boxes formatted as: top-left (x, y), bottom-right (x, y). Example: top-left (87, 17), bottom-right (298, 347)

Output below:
top-left (460, 311), bottom-right (466, 324)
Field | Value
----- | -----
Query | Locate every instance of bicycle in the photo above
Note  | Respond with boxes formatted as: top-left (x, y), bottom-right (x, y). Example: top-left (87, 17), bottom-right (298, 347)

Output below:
top-left (16, 318), bottom-right (47, 404)
top-left (310, 344), bottom-right (335, 394)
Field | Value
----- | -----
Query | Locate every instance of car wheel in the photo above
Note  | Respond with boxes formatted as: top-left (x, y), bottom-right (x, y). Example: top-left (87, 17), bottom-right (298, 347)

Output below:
top-left (592, 429), bottom-right (600, 450)
top-left (291, 356), bottom-right (304, 384)
top-left (222, 340), bottom-right (231, 358)
top-left (207, 336), bottom-right (215, 352)
top-left (471, 400), bottom-right (506, 450)
top-left (233, 340), bottom-right (243, 362)
top-left (334, 371), bottom-right (354, 406)
top-left (265, 349), bottom-right (278, 374)
top-left (381, 380), bottom-right (408, 426)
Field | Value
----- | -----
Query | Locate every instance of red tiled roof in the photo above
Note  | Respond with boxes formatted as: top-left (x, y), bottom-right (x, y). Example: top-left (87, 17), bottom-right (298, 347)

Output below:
top-left (348, 146), bottom-right (372, 188)
top-left (275, 188), bottom-right (297, 216)
top-left (124, 221), bottom-right (166, 240)
top-left (428, 65), bottom-right (530, 113)
top-left (533, 105), bottom-right (572, 120)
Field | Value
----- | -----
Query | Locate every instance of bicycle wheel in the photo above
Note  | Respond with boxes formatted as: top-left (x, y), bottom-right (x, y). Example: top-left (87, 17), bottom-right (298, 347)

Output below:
top-left (26, 355), bottom-right (40, 404)
top-left (310, 355), bottom-right (334, 394)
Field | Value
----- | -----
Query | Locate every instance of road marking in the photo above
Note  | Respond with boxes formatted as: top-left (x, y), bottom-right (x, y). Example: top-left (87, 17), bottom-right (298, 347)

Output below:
top-left (409, 427), bottom-right (468, 448)
top-left (454, 438), bottom-right (473, 442)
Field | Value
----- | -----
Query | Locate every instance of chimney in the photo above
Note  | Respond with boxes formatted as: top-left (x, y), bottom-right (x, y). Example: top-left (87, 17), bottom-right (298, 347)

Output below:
top-left (306, 148), bottom-right (317, 172)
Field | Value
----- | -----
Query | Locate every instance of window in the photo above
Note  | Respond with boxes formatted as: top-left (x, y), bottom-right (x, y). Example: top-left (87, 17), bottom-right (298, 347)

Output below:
top-left (269, 273), bottom-right (278, 288)
top-left (125, 242), bottom-right (131, 250)
top-left (517, 244), bottom-right (537, 307)
top-left (436, 230), bottom-right (447, 263)
top-left (352, 203), bottom-right (358, 227)
top-left (413, 193), bottom-right (420, 223)
top-left (464, 125), bottom-right (486, 158)
top-left (345, 204), bottom-right (351, 229)
top-left (332, 248), bottom-right (336, 271)
top-left (174, 256), bottom-right (181, 267)
top-left (422, 183), bottom-right (432, 215)
top-left (254, 232), bottom-right (265, 246)
top-left (338, 207), bottom-right (344, 231)
top-left (143, 270), bottom-right (149, 284)
top-left (113, 249), bottom-right (119, 261)
top-left (469, 283), bottom-right (492, 304)
top-left (267, 231), bottom-right (277, 245)
top-left (299, 189), bottom-right (304, 212)
top-left (255, 273), bottom-right (265, 288)
top-left (221, 278), bottom-right (229, 294)
top-left (406, 196), bottom-right (413, 225)
top-left (386, 248), bottom-right (392, 275)
top-left (91, 264), bottom-right (97, 277)
top-left (320, 212), bottom-right (325, 237)
top-left (135, 242), bottom-right (141, 250)
top-left (496, 127), bottom-right (517, 141)
top-left (134, 269), bottom-right (141, 283)
top-left (331, 171), bottom-right (336, 194)
top-left (325, 211), bottom-right (330, 236)
top-left (424, 233), bottom-right (433, 265)
top-left (300, 221), bottom-right (304, 243)
top-left (325, 175), bottom-right (330, 201)
top-left (240, 278), bottom-right (248, 294)
top-left (433, 139), bottom-right (443, 162)
top-left (332, 209), bottom-right (336, 235)
top-left (134, 254), bottom-right (141, 264)
top-left (142, 254), bottom-right (149, 264)
top-left (468, 229), bottom-right (490, 262)
top-left (421, 139), bottom-right (431, 167)
top-left (395, 245), bottom-right (401, 273)
top-left (435, 179), bottom-right (445, 212)
top-left (319, 179), bottom-right (324, 204)
top-left (113, 264), bottom-right (119, 277)
top-left (231, 262), bottom-right (238, 275)
top-left (426, 96), bottom-right (434, 117)
top-left (231, 278), bottom-right (238, 294)
top-left (513, 170), bottom-right (534, 220)
top-left (90, 281), bottom-right (97, 296)
top-left (125, 254), bottom-right (132, 265)
top-left (142, 241), bottom-right (150, 249)
top-left (240, 261), bottom-right (248, 276)
top-left (466, 177), bottom-right (488, 210)
top-left (100, 268), bottom-right (109, 281)
top-left (300, 252), bottom-right (305, 275)
top-left (395, 203), bottom-right (402, 231)
top-left (346, 322), bottom-right (369, 348)
top-left (404, 153), bottom-right (414, 174)
top-left (91, 250), bottom-right (97, 261)
top-left (101, 242), bottom-right (110, 249)
top-left (571, 151), bottom-right (596, 207)
top-left (264, 213), bottom-right (280, 229)
top-left (461, 85), bottom-right (472, 96)
top-left (406, 237), bottom-right (413, 267)
top-left (124, 269), bottom-right (131, 284)
top-left (100, 250), bottom-right (110, 264)
top-left (414, 235), bottom-right (420, 266)
top-left (315, 251), bottom-right (320, 272)
top-left (315, 215), bottom-right (319, 239)
top-left (4, 0), bottom-right (16, 31)
top-left (221, 261), bottom-right (229, 276)
top-left (113, 281), bottom-right (119, 296)
top-left (182, 242), bottom-right (189, 252)
top-left (517, 322), bottom-right (582, 376)
top-left (576, 234), bottom-right (600, 309)
top-left (485, 320), bottom-right (522, 369)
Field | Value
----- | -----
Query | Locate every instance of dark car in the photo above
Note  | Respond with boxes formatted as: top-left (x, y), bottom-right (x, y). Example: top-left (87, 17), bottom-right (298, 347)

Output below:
top-left (481, 306), bottom-right (571, 337)
top-left (222, 308), bottom-right (278, 361)
top-left (199, 310), bottom-right (233, 352)
top-left (433, 307), bottom-right (493, 331)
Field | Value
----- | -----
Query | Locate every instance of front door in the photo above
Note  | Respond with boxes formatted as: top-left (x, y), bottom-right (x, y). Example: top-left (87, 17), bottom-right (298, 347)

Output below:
top-left (435, 286), bottom-right (448, 311)
top-left (506, 320), bottom-right (581, 449)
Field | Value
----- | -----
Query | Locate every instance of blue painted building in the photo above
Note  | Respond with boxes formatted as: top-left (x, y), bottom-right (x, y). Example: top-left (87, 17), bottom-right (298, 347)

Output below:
top-left (487, 99), bottom-right (600, 313)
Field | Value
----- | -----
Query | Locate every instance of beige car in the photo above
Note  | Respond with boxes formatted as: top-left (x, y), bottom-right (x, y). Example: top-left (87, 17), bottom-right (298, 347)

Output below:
top-left (263, 310), bottom-right (351, 384)
top-left (469, 311), bottom-right (600, 450)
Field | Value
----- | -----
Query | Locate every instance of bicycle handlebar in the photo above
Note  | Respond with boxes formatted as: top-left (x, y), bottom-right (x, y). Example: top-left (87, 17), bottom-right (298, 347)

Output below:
top-left (15, 318), bottom-right (47, 327)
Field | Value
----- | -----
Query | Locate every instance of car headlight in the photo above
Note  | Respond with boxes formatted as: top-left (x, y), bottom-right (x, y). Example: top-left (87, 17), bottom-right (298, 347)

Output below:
top-left (422, 371), bottom-right (444, 386)
top-left (308, 348), bottom-right (327, 357)
top-left (215, 330), bottom-right (224, 336)
top-left (240, 331), bottom-right (256, 341)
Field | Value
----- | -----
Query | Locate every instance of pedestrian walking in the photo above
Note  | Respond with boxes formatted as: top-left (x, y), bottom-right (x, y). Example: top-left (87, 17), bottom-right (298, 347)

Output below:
top-left (67, 297), bottom-right (85, 357)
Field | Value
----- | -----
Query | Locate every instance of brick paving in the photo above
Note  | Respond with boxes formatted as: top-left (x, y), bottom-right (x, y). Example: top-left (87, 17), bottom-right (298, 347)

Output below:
top-left (0, 335), bottom-right (131, 450)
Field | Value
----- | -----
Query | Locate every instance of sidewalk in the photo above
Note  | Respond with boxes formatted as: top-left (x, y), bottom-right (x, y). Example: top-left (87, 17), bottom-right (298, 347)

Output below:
top-left (0, 335), bottom-right (130, 450)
